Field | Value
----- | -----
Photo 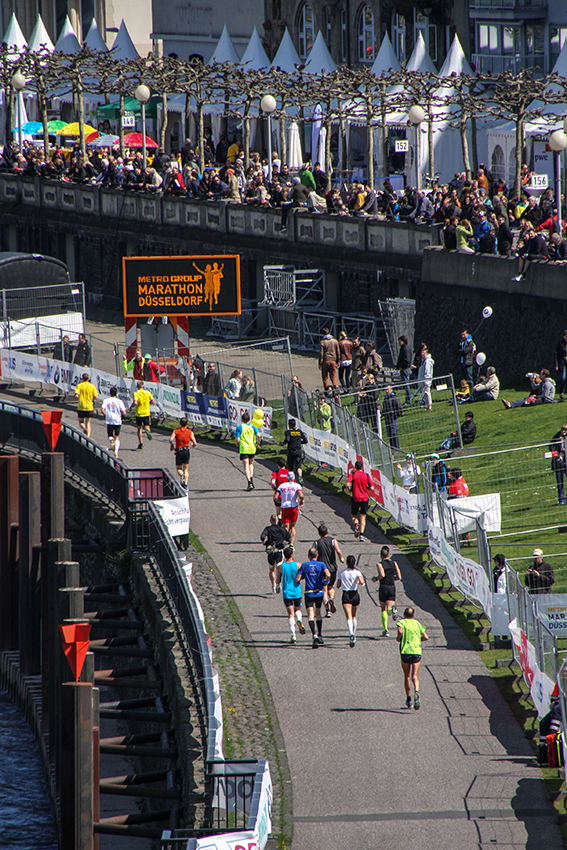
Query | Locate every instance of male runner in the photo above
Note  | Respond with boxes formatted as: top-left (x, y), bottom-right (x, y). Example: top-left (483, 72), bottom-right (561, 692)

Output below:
top-left (296, 547), bottom-right (330, 648)
top-left (278, 546), bottom-right (305, 643)
top-left (282, 418), bottom-right (308, 483)
top-left (260, 515), bottom-right (291, 593)
top-left (346, 459), bottom-right (374, 541)
top-left (101, 386), bottom-right (126, 457)
top-left (314, 524), bottom-right (345, 617)
top-left (75, 373), bottom-right (98, 438)
top-left (372, 544), bottom-right (402, 636)
top-left (275, 472), bottom-right (304, 544)
top-left (169, 417), bottom-right (197, 489)
top-left (271, 458), bottom-right (290, 520)
top-left (130, 380), bottom-right (154, 449)
top-left (397, 606), bottom-right (428, 709)
top-left (235, 411), bottom-right (260, 491)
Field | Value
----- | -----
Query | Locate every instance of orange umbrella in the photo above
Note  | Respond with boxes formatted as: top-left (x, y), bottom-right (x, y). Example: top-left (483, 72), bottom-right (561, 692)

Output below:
top-left (85, 130), bottom-right (99, 144)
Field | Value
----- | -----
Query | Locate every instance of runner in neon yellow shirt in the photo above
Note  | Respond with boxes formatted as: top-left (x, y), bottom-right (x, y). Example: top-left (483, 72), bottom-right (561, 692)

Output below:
top-left (397, 606), bottom-right (428, 710)
top-left (75, 373), bottom-right (98, 438)
top-left (129, 380), bottom-right (155, 449)
top-left (235, 411), bottom-right (261, 491)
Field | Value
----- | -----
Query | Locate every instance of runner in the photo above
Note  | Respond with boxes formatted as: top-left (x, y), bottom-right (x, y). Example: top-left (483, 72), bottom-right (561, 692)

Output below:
top-left (271, 458), bottom-right (290, 520)
top-left (337, 555), bottom-right (365, 647)
top-left (169, 417), bottom-right (197, 489)
top-left (129, 380), bottom-right (154, 449)
top-left (75, 373), bottom-right (98, 438)
top-left (260, 514), bottom-right (291, 593)
top-left (101, 386), bottom-right (126, 457)
top-left (345, 460), bottom-right (374, 541)
top-left (277, 546), bottom-right (306, 643)
top-left (314, 524), bottom-right (345, 618)
top-left (235, 411), bottom-right (260, 491)
top-left (296, 547), bottom-right (330, 648)
top-left (275, 472), bottom-right (304, 544)
top-left (397, 606), bottom-right (429, 709)
top-left (372, 545), bottom-right (402, 636)
top-left (282, 418), bottom-right (308, 483)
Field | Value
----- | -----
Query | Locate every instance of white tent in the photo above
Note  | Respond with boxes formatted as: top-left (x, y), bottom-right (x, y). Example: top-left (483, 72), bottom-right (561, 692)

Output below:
top-left (288, 121), bottom-right (302, 168)
top-left (3, 13), bottom-right (27, 50)
top-left (209, 25), bottom-right (240, 64)
top-left (28, 15), bottom-right (54, 52)
top-left (370, 33), bottom-right (400, 75)
top-left (111, 21), bottom-right (139, 61)
top-left (85, 18), bottom-right (108, 52)
top-left (55, 15), bottom-right (81, 54)
top-left (240, 27), bottom-right (269, 70)
top-left (271, 28), bottom-right (300, 72)
top-left (406, 32), bottom-right (437, 73)
top-left (304, 31), bottom-right (336, 74)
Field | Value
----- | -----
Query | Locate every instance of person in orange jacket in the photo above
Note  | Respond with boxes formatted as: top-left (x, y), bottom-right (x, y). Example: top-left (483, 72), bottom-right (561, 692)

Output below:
top-left (448, 468), bottom-right (469, 499)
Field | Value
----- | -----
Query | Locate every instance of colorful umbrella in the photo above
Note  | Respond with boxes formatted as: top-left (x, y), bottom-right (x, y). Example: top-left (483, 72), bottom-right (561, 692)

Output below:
top-left (46, 119), bottom-right (67, 133)
top-left (123, 132), bottom-right (158, 149)
top-left (90, 134), bottom-right (119, 148)
top-left (85, 130), bottom-right (99, 144)
top-left (12, 121), bottom-right (42, 134)
top-left (58, 122), bottom-right (98, 137)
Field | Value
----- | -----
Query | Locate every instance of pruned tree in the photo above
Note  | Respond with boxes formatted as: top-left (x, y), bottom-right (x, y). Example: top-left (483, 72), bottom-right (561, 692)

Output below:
top-left (397, 69), bottom-right (449, 186)
top-left (94, 52), bottom-right (140, 157)
top-left (0, 45), bottom-right (25, 146)
top-left (21, 47), bottom-right (61, 154)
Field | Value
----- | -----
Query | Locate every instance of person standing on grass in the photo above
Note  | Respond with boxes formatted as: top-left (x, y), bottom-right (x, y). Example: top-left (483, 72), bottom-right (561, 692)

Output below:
top-left (235, 411), bottom-right (260, 491)
top-left (346, 460), bottom-right (374, 541)
top-left (314, 524), bottom-right (345, 618)
top-left (525, 548), bottom-right (555, 594)
top-left (337, 555), bottom-right (365, 647)
top-left (457, 328), bottom-right (475, 390)
top-left (397, 606), bottom-right (428, 710)
top-left (319, 327), bottom-right (341, 389)
top-left (396, 335), bottom-right (412, 402)
top-left (278, 546), bottom-right (306, 643)
top-left (296, 547), bottom-right (330, 649)
top-left (550, 423), bottom-right (567, 505)
top-left (130, 380), bottom-right (154, 449)
top-left (169, 417), bottom-right (197, 490)
top-left (101, 386), bottom-right (126, 457)
top-left (372, 545), bottom-right (402, 637)
top-left (381, 384), bottom-right (403, 450)
top-left (75, 373), bottom-right (98, 438)
top-left (396, 455), bottom-right (421, 494)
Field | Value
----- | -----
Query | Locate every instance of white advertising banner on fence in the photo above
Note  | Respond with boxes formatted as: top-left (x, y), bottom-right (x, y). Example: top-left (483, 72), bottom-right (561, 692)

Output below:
top-left (300, 422), bottom-right (351, 473)
top-left (153, 497), bottom-right (190, 536)
top-left (380, 476), bottom-right (427, 533)
top-left (1, 313), bottom-right (84, 349)
top-left (226, 400), bottom-right (273, 438)
top-left (428, 521), bottom-right (492, 620)
top-left (509, 618), bottom-right (555, 718)
top-left (432, 493), bottom-right (502, 534)
top-left (534, 595), bottom-right (567, 637)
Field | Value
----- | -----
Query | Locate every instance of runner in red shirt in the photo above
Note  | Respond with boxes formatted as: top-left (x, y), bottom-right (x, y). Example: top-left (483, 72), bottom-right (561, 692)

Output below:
top-left (169, 417), bottom-right (197, 490)
top-left (271, 458), bottom-right (291, 521)
top-left (346, 460), bottom-right (374, 542)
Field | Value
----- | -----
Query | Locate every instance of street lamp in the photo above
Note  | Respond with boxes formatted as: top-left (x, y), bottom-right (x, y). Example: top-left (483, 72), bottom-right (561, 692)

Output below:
top-left (12, 72), bottom-right (25, 153)
top-left (550, 129), bottom-right (567, 236)
top-left (408, 104), bottom-right (425, 191)
top-left (135, 84), bottom-right (151, 170)
top-left (261, 94), bottom-right (277, 181)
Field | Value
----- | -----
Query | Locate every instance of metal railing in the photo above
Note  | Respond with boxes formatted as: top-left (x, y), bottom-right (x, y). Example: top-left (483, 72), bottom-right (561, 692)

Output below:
top-left (507, 567), bottom-right (559, 684)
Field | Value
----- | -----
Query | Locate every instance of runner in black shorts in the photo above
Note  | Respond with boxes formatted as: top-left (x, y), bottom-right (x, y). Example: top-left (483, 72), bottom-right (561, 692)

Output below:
top-left (346, 460), bottom-right (374, 542)
top-left (282, 418), bottom-right (308, 483)
top-left (397, 606), bottom-right (429, 709)
top-left (372, 545), bottom-right (401, 637)
top-left (314, 524), bottom-right (344, 617)
top-left (337, 555), bottom-right (365, 647)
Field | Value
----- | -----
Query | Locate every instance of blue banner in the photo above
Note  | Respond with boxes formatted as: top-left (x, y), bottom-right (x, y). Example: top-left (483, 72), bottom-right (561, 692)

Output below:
top-left (183, 391), bottom-right (229, 428)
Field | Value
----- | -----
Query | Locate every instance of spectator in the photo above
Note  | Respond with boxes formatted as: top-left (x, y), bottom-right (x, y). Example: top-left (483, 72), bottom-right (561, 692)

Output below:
top-left (554, 329), bottom-right (567, 400)
top-left (440, 410), bottom-right (476, 451)
top-left (496, 214), bottom-right (513, 256)
top-left (549, 423), bottom-right (567, 505)
top-left (143, 353), bottom-right (159, 383)
top-left (356, 374), bottom-right (380, 430)
top-left (457, 328), bottom-right (475, 390)
top-left (430, 453), bottom-right (449, 492)
top-left (280, 177), bottom-right (309, 232)
top-left (502, 369), bottom-right (556, 408)
top-left (550, 232), bottom-right (567, 261)
top-left (396, 455), bottom-right (421, 493)
top-left (73, 333), bottom-right (91, 367)
top-left (417, 345), bottom-right (434, 410)
top-left (382, 384), bottom-right (403, 450)
top-left (448, 468), bottom-right (469, 498)
top-left (512, 226), bottom-right (549, 282)
top-left (317, 393), bottom-right (332, 431)
top-left (319, 327), bottom-right (340, 389)
top-left (525, 549), bottom-right (554, 594)
top-left (455, 379), bottom-right (471, 403)
top-left (312, 161), bottom-right (328, 195)
top-left (338, 331), bottom-right (353, 389)
top-left (443, 216), bottom-right (458, 250)
top-left (351, 336), bottom-right (366, 387)
top-left (396, 335), bottom-right (412, 402)
top-left (470, 367), bottom-right (499, 402)
top-left (53, 334), bottom-right (73, 363)
top-left (240, 375), bottom-right (257, 404)
top-left (408, 191), bottom-right (434, 222)
top-left (300, 162), bottom-right (316, 192)
top-left (474, 210), bottom-right (491, 250)
top-left (124, 348), bottom-right (144, 381)
top-left (224, 368), bottom-right (243, 399)
top-left (456, 218), bottom-right (474, 252)
top-left (493, 553), bottom-right (508, 594)
top-left (363, 341), bottom-right (383, 378)
top-left (203, 362), bottom-right (222, 396)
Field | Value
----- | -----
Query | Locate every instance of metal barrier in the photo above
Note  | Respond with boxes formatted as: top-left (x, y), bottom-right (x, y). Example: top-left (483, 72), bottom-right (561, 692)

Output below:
top-left (507, 567), bottom-right (560, 687)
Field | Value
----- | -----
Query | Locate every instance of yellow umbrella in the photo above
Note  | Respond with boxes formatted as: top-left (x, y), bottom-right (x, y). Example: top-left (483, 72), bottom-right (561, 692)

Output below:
top-left (58, 122), bottom-right (98, 137)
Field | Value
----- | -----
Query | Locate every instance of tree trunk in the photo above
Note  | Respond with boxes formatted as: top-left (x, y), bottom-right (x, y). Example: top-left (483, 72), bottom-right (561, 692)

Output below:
top-left (380, 83), bottom-right (389, 177)
top-left (514, 115), bottom-right (524, 199)
top-left (78, 81), bottom-right (86, 157)
top-left (279, 98), bottom-right (287, 166)
top-left (6, 87), bottom-right (13, 146)
top-left (243, 109), bottom-right (250, 170)
top-left (427, 113), bottom-right (434, 183)
top-left (119, 93), bottom-right (125, 159)
top-left (39, 89), bottom-right (50, 155)
top-left (339, 112), bottom-right (347, 176)
top-left (366, 106), bottom-right (374, 188)
top-left (324, 115), bottom-right (332, 191)
top-left (471, 116), bottom-right (479, 174)
top-left (160, 92), bottom-right (168, 150)
top-left (460, 109), bottom-right (471, 178)
top-left (197, 100), bottom-right (205, 174)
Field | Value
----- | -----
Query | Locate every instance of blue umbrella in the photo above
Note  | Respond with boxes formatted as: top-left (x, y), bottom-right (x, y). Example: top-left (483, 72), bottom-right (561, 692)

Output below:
top-left (12, 121), bottom-right (42, 135)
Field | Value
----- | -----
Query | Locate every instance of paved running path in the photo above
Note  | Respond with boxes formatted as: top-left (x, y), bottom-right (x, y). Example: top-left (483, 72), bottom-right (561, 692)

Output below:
top-left (1, 390), bottom-right (563, 850)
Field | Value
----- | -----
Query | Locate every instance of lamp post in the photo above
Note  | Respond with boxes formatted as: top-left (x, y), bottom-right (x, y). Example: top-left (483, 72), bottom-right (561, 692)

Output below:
top-left (12, 72), bottom-right (25, 153)
top-left (551, 128), bottom-right (567, 236)
top-left (135, 84), bottom-right (151, 170)
top-left (261, 94), bottom-right (277, 181)
top-left (408, 104), bottom-right (425, 191)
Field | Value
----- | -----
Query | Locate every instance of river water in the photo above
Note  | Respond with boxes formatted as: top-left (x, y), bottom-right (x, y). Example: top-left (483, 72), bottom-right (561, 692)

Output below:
top-left (0, 690), bottom-right (57, 849)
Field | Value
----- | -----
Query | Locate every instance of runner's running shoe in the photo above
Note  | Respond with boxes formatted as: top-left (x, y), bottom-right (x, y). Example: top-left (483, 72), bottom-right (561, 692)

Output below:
top-left (414, 691), bottom-right (420, 710)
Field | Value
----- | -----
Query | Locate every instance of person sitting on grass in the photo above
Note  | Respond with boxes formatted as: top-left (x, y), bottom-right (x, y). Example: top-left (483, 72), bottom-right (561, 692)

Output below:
top-left (502, 369), bottom-right (556, 409)
top-left (456, 379), bottom-right (471, 404)
top-left (440, 411), bottom-right (476, 451)
top-left (470, 367), bottom-right (499, 402)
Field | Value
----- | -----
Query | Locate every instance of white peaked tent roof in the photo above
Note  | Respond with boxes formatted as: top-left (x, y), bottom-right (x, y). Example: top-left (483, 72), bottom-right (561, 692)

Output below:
top-left (271, 27), bottom-right (300, 72)
top-left (304, 31), bottom-right (336, 74)
top-left (439, 34), bottom-right (472, 77)
top-left (85, 18), bottom-right (108, 52)
top-left (370, 33), bottom-right (400, 75)
top-left (28, 15), bottom-right (54, 51)
top-left (3, 13), bottom-right (27, 49)
top-left (111, 20), bottom-right (139, 60)
top-left (240, 27), bottom-right (269, 70)
top-left (55, 15), bottom-right (81, 53)
top-left (209, 24), bottom-right (239, 64)
top-left (406, 32), bottom-right (437, 73)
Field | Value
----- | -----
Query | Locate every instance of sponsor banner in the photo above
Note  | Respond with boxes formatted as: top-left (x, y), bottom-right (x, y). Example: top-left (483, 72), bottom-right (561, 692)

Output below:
top-left (509, 618), bottom-right (555, 718)
top-left (153, 496), bottom-right (190, 536)
top-left (227, 400), bottom-right (273, 438)
top-left (183, 391), bottom-right (230, 428)
top-left (302, 422), bottom-right (350, 472)
top-left (534, 595), bottom-right (567, 637)
top-left (0, 312), bottom-right (84, 350)
top-left (203, 763), bottom-right (272, 850)
top-left (152, 381), bottom-right (183, 419)
top-left (380, 476), bottom-right (427, 533)
top-left (433, 492), bottom-right (502, 534)
top-left (428, 520), bottom-right (492, 620)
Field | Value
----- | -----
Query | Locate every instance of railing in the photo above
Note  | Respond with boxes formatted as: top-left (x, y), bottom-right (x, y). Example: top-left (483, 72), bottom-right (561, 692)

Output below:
top-left (472, 53), bottom-right (546, 74)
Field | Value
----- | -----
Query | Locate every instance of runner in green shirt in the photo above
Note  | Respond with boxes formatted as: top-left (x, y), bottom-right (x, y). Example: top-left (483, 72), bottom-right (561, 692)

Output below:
top-left (397, 606), bottom-right (428, 710)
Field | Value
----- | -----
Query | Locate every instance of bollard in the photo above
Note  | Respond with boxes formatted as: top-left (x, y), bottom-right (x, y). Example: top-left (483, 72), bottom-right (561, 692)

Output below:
top-left (92, 684), bottom-right (100, 850)
top-left (0, 455), bottom-right (20, 650)
top-left (42, 538), bottom-right (72, 742)
top-left (19, 472), bottom-right (41, 675)
top-left (60, 682), bottom-right (94, 850)
top-left (40, 453), bottom-right (65, 548)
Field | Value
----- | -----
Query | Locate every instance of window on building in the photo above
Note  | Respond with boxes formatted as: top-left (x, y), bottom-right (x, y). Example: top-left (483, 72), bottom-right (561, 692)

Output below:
top-left (526, 24), bottom-right (545, 69)
top-left (414, 10), bottom-right (437, 64)
top-left (340, 8), bottom-right (347, 62)
top-left (325, 7), bottom-right (332, 49)
top-left (392, 13), bottom-right (406, 63)
top-left (550, 27), bottom-right (567, 69)
top-left (478, 24), bottom-right (498, 54)
top-left (358, 5), bottom-right (376, 62)
top-left (298, 4), bottom-right (315, 59)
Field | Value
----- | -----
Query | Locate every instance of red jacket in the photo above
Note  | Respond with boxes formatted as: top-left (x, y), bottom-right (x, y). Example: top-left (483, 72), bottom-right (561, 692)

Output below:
top-left (449, 477), bottom-right (469, 498)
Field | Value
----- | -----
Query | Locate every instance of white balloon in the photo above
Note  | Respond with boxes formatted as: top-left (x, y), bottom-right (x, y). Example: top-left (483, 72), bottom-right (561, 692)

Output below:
top-left (482, 306), bottom-right (493, 319)
top-left (476, 352), bottom-right (486, 366)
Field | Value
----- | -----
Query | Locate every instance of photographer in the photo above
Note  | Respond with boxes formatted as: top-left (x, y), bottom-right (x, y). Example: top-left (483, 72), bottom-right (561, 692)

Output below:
top-left (525, 549), bottom-right (554, 595)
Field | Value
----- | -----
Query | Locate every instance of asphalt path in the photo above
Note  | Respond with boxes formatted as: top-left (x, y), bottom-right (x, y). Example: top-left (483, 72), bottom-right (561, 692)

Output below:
top-left (2, 388), bottom-right (563, 850)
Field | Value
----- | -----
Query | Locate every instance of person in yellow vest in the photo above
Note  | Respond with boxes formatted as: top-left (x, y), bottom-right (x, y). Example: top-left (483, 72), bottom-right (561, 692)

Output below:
top-left (129, 380), bottom-right (154, 449)
top-left (235, 410), bottom-right (262, 491)
top-left (75, 372), bottom-right (98, 438)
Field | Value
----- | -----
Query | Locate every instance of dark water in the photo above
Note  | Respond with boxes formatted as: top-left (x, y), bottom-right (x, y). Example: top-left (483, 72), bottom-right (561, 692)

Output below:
top-left (0, 690), bottom-right (57, 849)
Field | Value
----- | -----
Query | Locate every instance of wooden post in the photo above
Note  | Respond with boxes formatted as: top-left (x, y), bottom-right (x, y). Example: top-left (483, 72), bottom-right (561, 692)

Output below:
top-left (19, 472), bottom-right (41, 674)
top-left (60, 682), bottom-right (94, 850)
top-left (0, 455), bottom-right (20, 650)
top-left (42, 539), bottom-right (72, 742)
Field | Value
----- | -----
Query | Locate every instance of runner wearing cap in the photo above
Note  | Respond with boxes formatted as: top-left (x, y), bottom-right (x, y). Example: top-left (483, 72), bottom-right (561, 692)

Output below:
top-left (235, 411), bottom-right (261, 491)
top-left (346, 460), bottom-right (374, 541)
top-left (276, 472), bottom-right (304, 544)
top-left (397, 606), bottom-right (428, 709)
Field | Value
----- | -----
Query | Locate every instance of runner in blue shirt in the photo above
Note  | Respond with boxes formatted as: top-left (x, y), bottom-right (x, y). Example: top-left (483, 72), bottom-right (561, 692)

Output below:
top-left (296, 547), bottom-right (330, 649)
top-left (278, 546), bottom-right (306, 644)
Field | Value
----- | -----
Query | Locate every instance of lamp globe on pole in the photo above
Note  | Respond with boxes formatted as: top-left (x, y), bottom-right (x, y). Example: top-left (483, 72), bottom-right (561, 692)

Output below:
top-left (135, 84), bottom-right (151, 170)
top-left (261, 95), bottom-right (277, 180)
top-left (408, 105), bottom-right (425, 191)
top-left (12, 72), bottom-right (25, 152)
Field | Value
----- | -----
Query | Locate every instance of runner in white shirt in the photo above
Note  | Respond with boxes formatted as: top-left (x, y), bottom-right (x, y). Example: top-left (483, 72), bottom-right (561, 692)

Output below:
top-left (101, 387), bottom-right (127, 457)
top-left (336, 556), bottom-right (365, 647)
top-left (275, 471), bottom-right (304, 545)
